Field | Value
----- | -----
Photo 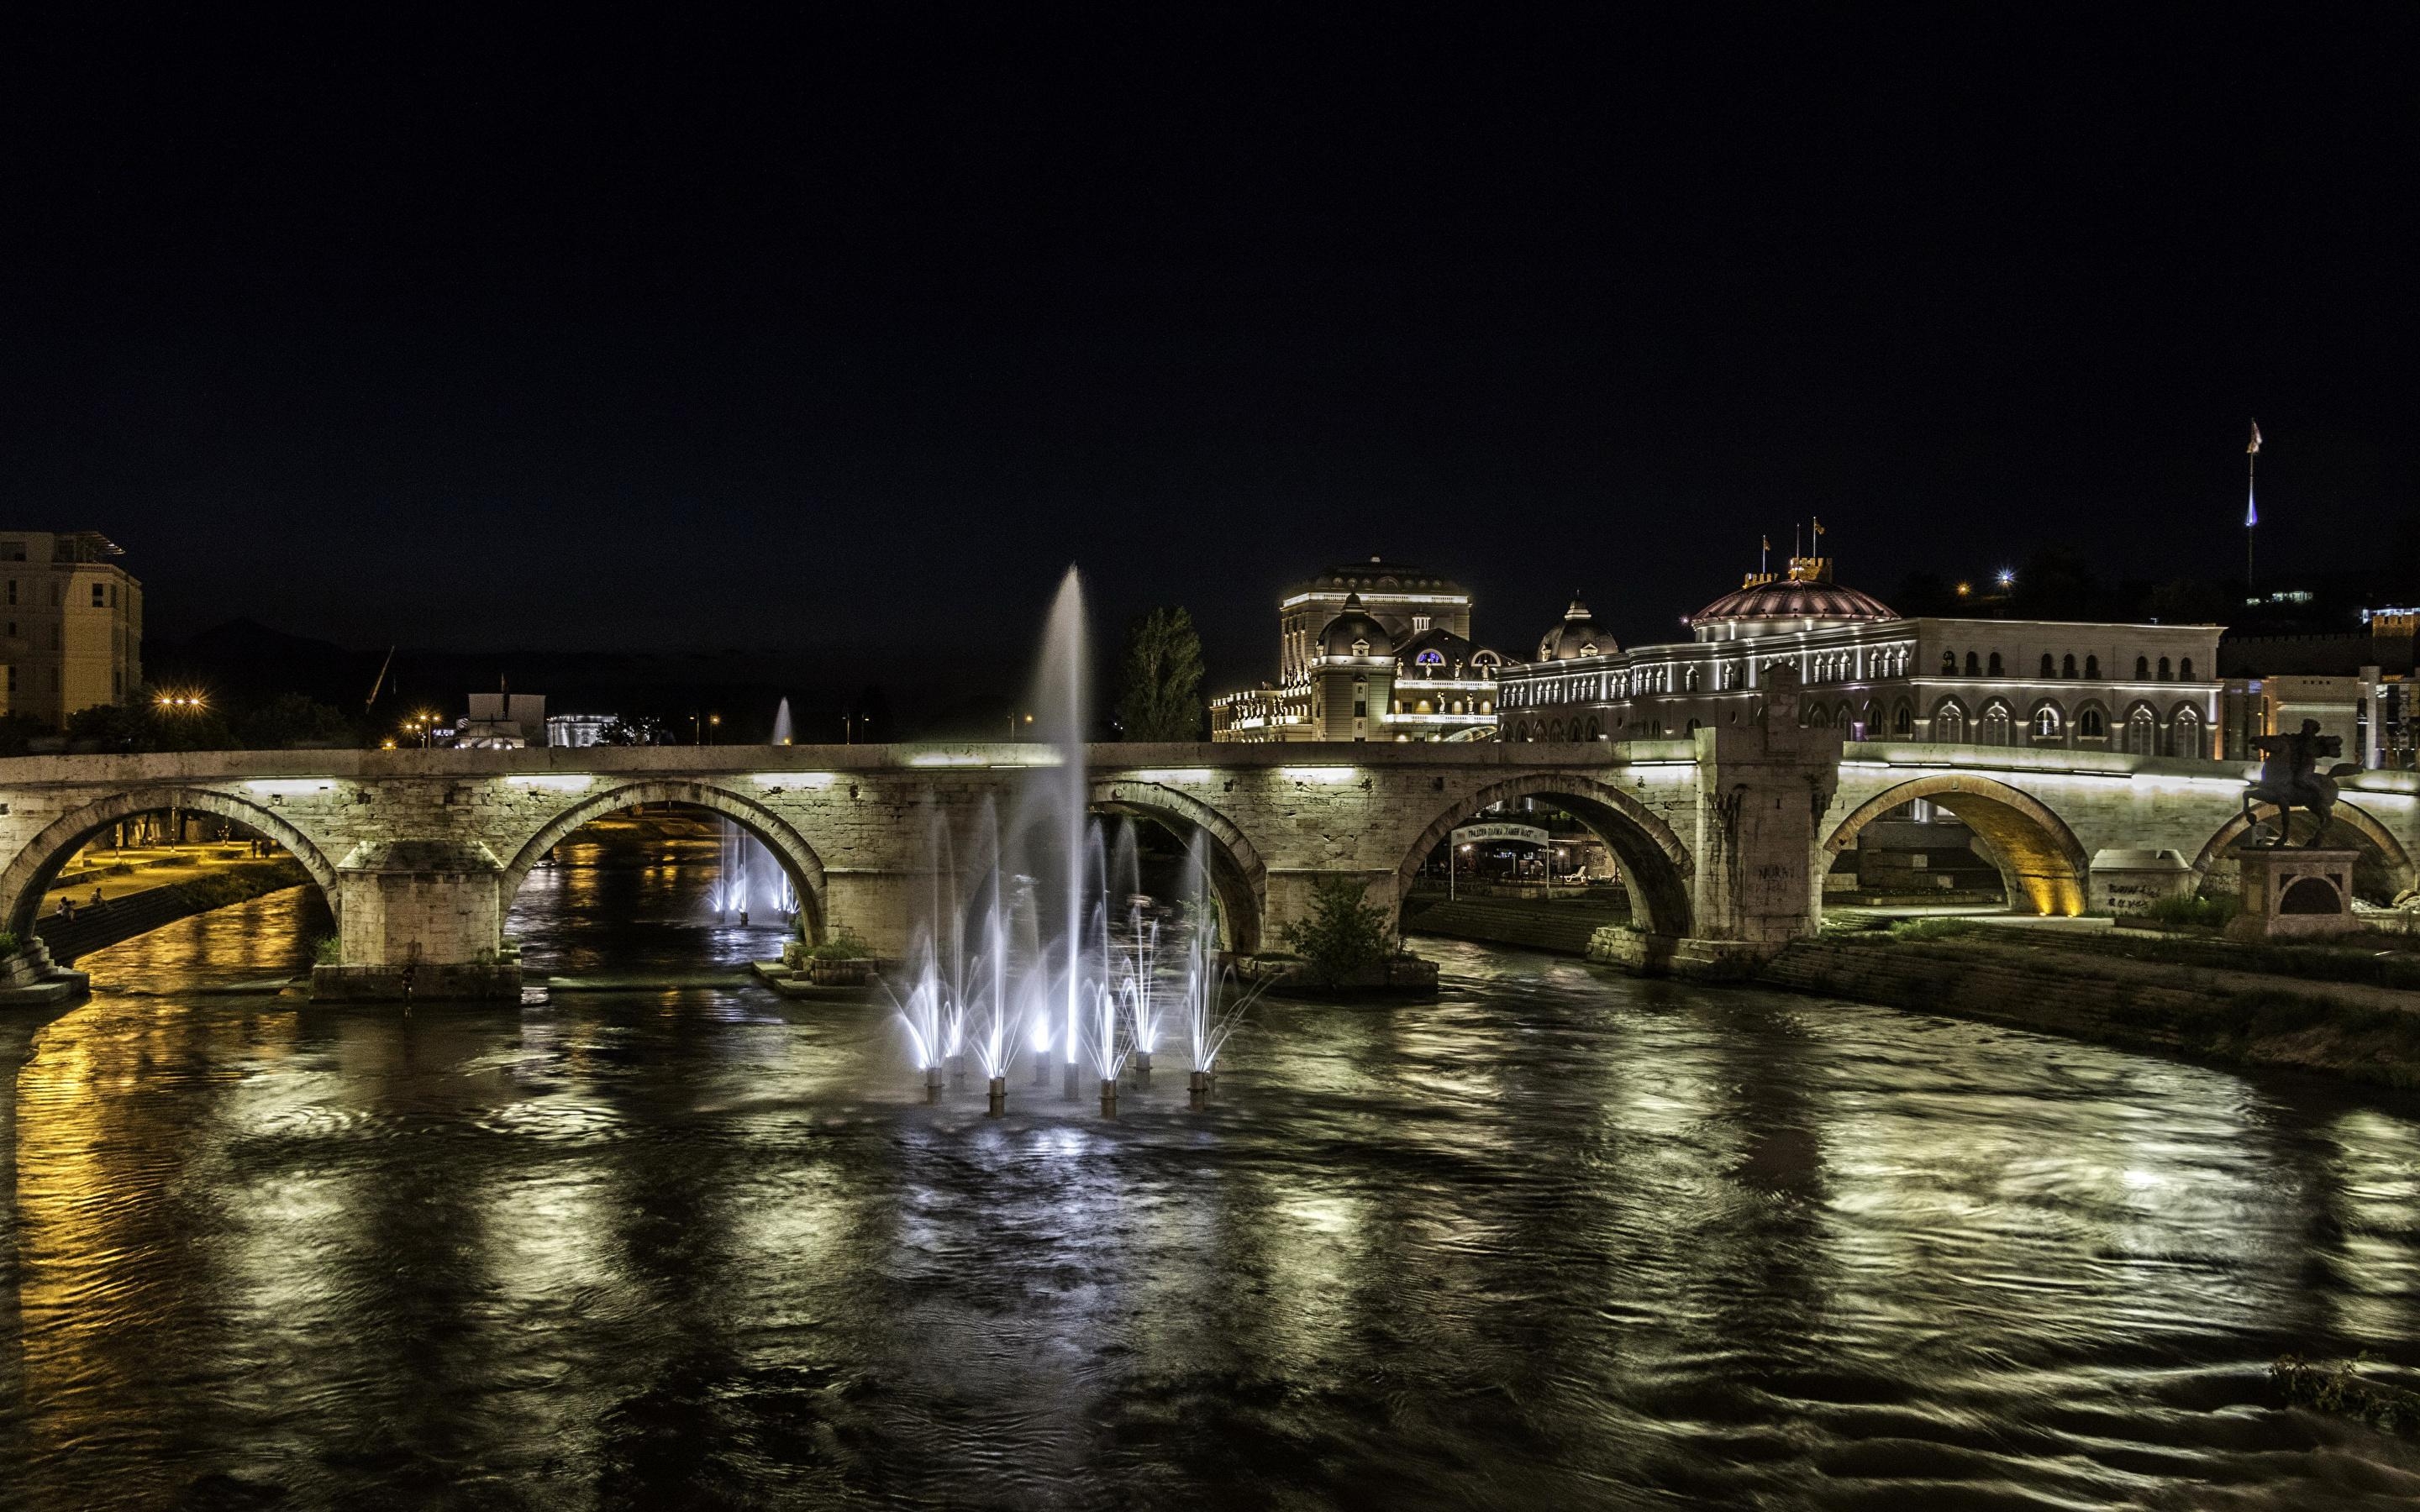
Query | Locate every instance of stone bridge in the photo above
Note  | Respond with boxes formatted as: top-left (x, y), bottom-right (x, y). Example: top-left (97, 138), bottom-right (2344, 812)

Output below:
top-left (0, 696), bottom-right (2407, 997)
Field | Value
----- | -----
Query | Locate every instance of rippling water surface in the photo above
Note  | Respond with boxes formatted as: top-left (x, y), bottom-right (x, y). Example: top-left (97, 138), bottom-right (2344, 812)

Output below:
top-left (4, 831), bottom-right (2419, 1509)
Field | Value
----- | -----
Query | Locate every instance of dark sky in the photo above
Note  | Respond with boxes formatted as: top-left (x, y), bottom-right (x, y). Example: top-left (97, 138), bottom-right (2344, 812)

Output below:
top-left (6, 8), bottom-right (2415, 698)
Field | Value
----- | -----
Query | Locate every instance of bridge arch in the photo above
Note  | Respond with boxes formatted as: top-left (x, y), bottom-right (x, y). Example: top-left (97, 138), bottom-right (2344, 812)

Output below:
top-left (0, 785), bottom-right (345, 942)
top-left (500, 780), bottom-right (829, 940)
top-left (1090, 779), bottom-right (1266, 953)
top-left (2190, 797), bottom-right (2416, 900)
top-left (1825, 773), bottom-right (2091, 915)
top-left (1397, 773), bottom-right (1694, 937)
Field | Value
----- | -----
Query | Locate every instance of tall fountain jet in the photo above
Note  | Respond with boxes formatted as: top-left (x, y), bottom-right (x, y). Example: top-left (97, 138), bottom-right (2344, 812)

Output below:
top-left (771, 697), bottom-right (793, 746)
top-left (1034, 569), bottom-right (1090, 1100)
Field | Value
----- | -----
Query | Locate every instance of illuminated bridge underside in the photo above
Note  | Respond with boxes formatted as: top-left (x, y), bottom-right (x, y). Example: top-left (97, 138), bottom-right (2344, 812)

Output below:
top-left (0, 717), bottom-right (2402, 990)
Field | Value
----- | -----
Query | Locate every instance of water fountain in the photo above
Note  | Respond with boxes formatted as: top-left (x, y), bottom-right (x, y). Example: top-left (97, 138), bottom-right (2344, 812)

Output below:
top-left (877, 566), bottom-right (1256, 1119)
top-left (709, 820), bottom-right (796, 927)
top-left (771, 697), bottom-right (794, 746)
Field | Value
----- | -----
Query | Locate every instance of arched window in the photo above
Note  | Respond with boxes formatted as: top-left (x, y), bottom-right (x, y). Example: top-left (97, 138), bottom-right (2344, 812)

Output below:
top-left (1806, 704), bottom-right (1829, 727)
top-left (2170, 707), bottom-right (2202, 758)
top-left (2062, 654), bottom-right (2078, 678)
top-left (1940, 649), bottom-right (1955, 675)
top-left (2136, 655), bottom-right (2149, 679)
top-left (2085, 654), bottom-right (2100, 679)
top-left (2128, 706), bottom-right (2157, 753)
top-left (2181, 657), bottom-right (2196, 680)
top-left (2158, 656), bottom-right (2172, 680)
top-left (2040, 653), bottom-right (2056, 677)
top-left (1987, 652), bottom-right (2003, 676)
top-left (2032, 706), bottom-right (2063, 741)
top-left (1893, 702), bottom-right (1912, 735)
top-left (1965, 650), bottom-right (1980, 676)
top-left (1980, 703), bottom-right (2012, 745)
top-left (1933, 701), bottom-right (1966, 743)
top-left (2079, 707), bottom-right (2104, 738)
top-left (1549, 718), bottom-right (1565, 740)
top-left (1684, 717), bottom-right (1701, 733)
top-left (1583, 718), bottom-right (1601, 740)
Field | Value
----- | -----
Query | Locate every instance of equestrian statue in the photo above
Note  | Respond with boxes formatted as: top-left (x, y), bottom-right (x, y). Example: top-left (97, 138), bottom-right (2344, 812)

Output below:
top-left (2242, 718), bottom-right (2360, 848)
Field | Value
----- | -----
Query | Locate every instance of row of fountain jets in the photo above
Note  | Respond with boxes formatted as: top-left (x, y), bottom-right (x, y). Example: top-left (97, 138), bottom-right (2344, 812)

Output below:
top-left (713, 570), bottom-right (1260, 1116)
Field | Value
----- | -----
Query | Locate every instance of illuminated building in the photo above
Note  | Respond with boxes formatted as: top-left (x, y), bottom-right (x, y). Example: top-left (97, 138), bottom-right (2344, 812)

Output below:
top-left (1211, 559), bottom-right (1507, 742)
top-left (1498, 554), bottom-right (2225, 755)
top-left (2219, 606), bottom-right (2420, 769)
top-left (0, 532), bottom-right (143, 727)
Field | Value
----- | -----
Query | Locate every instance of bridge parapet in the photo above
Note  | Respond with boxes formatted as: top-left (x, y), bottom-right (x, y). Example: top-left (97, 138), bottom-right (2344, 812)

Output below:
top-left (0, 730), bottom-right (1868, 991)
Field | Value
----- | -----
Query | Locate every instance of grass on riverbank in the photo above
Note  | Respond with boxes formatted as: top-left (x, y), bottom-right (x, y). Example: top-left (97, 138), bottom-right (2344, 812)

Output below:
top-left (175, 858), bottom-right (308, 911)
top-left (1868, 913), bottom-right (2420, 994)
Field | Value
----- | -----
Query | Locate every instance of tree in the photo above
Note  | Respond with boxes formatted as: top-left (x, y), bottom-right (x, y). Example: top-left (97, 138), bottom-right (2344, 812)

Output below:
top-left (1117, 606), bottom-right (1205, 740)
top-left (1279, 876), bottom-right (1395, 985)
top-left (234, 692), bottom-right (358, 748)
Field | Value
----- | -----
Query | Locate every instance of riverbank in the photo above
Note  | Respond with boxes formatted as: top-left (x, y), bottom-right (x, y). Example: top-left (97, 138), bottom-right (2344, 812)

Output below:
top-left (35, 858), bottom-right (316, 964)
top-left (1744, 922), bottom-right (2420, 1089)
top-left (1402, 890), bottom-right (1628, 955)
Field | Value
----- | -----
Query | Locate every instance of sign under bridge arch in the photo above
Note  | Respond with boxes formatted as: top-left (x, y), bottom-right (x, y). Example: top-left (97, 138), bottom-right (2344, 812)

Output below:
top-left (1450, 822), bottom-right (1549, 848)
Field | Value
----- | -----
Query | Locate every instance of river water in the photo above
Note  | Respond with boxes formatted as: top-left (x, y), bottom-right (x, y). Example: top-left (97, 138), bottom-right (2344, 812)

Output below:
top-left (3, 826), bottom-right (2418, 1509)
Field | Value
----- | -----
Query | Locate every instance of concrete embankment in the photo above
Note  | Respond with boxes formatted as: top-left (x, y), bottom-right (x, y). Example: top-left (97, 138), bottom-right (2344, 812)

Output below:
top-left (35, 860), bottom-right (317, 963)
top-left (1404, 895), bottom-right (1627, 955)
top-left (1745, 932), bottom-right (2420, 1089)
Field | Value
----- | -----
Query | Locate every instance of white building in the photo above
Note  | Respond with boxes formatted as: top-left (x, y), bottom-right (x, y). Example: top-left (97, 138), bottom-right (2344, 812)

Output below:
top-left (1213, 559), bottom-right (1507, 742)
top-left (1498, 555), bottom-right (2226, 756)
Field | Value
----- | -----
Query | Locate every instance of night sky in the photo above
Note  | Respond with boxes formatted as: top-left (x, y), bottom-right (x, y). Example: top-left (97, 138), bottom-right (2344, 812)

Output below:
top-left (7, 9), bottom-right (2415, 701)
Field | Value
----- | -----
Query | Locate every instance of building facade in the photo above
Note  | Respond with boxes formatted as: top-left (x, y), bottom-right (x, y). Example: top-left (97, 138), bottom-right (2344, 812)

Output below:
top-left (2218, 609), bottom-right (2420, 769)
top-left (1498, 556), bottom-right (2226, 756)
top-left (1212, 559), bottom-right (1507, 742)
top-left (0, 532), bottom-right (143, 727)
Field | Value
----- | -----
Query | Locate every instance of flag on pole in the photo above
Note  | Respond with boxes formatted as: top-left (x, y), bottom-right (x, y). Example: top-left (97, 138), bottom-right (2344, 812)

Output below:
top-left (2245, 418), bottom-right (2261, 528)
top-left (1812, 516), bottom-right (1825, 538)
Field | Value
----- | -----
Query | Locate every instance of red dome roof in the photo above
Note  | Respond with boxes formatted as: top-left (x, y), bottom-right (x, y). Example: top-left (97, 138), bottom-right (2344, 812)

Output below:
top-left (1691, 580), bottom-right (1899, 624)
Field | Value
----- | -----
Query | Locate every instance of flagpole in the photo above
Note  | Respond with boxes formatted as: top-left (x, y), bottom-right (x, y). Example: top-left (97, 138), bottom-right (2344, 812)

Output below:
top-left (2245, 419), bottom-right (2261, 593)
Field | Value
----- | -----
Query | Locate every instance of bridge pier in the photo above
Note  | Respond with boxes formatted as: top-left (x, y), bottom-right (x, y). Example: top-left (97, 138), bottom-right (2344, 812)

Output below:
top-left (819, 870), bottom-right (914, 958)
top-left (311, 842), bottom-right (520, 1002)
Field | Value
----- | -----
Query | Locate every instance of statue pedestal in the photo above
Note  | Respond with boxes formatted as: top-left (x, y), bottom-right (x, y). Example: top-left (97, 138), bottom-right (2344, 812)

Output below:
top-left (2224, 846), bottom-right (2365, 941)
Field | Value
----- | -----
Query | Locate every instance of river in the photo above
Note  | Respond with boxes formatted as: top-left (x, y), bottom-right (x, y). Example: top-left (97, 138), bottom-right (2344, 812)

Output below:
top-left (2, 823), bottom-right (2417, 1509)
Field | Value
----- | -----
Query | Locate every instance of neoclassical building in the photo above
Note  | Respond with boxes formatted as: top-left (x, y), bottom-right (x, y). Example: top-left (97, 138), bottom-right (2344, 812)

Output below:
top-left (1211, 559), bottom-right (1508, 742)
top-left (1497, 555), bottom-right (2225, 754)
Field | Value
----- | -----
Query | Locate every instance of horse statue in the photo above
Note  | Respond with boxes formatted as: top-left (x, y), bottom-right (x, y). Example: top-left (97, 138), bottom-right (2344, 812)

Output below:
top-left (2242, 718), bottom-right (2361, 848)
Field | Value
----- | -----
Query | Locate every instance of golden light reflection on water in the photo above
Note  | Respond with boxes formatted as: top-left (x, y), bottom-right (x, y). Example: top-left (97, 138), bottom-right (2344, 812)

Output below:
top-left (13, 888), bottom-right (2420, 1506)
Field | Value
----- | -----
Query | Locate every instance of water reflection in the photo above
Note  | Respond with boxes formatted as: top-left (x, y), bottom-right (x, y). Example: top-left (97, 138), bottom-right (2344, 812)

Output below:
top-left (2, 869), bottom-right (2418, 1506)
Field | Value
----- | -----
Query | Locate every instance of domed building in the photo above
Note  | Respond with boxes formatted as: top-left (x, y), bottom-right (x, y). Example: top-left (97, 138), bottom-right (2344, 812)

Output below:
top-left (1496, 550), bottom-right (2223, 758)
top-left (1536, 596), bottom-right (1614, 661)
top-left (1211, 559), bottom-right (1509, 742)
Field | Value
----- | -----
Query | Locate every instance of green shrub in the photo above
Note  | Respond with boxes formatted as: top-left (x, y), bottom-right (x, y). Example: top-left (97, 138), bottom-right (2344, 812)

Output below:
top-left (811, 930), bottom-right (871, 961)
top-left (313, 935), bottom-right (341, 965)
top-left (0, 930), bottom-right (19, 957)
top-left (1279, 876), bottom-right (1394, 985)
top-left (1887, 916), bottom-right (1980, 943)
top-left (2144, 892), bottom-right (2239, 929)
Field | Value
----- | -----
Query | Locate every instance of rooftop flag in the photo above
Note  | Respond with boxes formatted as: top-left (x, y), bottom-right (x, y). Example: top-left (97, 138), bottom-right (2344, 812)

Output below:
top-left (2245, 418), bottom-right (2261, 528)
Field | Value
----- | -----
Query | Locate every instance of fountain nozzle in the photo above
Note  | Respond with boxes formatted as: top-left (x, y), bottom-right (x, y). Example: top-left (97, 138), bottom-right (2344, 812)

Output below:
top-left (1188, 1068), bottom-right (1210, 1110)
top-left (1099, 1078), bottom-right (1119, 1117)
top-left (986, 1076), bottom-right (1007, 1116)
top-left (924, 1063), bottom-right (944, 1104)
